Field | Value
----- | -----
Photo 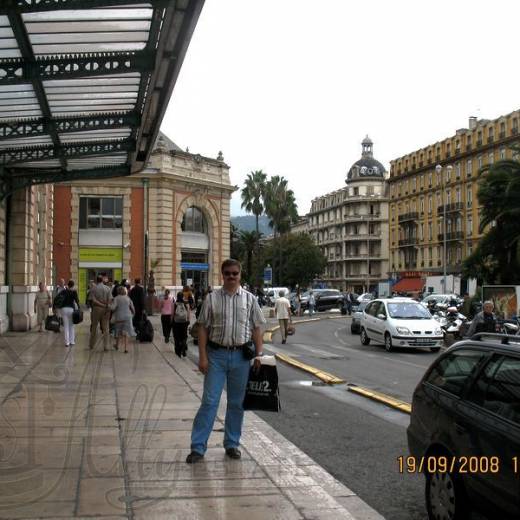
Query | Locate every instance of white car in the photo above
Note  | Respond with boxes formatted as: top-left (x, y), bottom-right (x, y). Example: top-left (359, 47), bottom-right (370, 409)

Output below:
top-left (359, 298), bottom-right (443, 352)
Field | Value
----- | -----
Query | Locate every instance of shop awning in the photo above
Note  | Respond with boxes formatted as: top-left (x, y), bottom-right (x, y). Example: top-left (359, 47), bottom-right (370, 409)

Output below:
top-left (0, 0), bottom-right (204, 200)
top-left (392, 277), bottom-right (425, 293)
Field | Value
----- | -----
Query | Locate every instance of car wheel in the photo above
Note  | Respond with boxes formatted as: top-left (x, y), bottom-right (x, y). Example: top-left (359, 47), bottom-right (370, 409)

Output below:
top-left (360, 328), bottom-right (370, 345)
top-left (425, 467), bottom-right (469, 520)
top-left (430, 347), bottom-right (441, 353)
top-left (384, 333), bottom-right (393, 352)
top-left (350, 324), bottom-right (357, 334)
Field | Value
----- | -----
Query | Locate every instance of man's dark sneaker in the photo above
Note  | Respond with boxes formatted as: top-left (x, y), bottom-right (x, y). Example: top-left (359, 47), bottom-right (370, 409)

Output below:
top-left (281, 339), bottom-right (286, 344)
top-left (186, 451), bottom-right (204, 464)
top-left (225, 448), bottom-right (241, 460)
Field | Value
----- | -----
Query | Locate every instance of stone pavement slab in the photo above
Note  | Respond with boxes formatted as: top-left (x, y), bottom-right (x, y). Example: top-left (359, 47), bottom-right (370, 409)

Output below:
top-left (0, 316), bottom-right (384, 519)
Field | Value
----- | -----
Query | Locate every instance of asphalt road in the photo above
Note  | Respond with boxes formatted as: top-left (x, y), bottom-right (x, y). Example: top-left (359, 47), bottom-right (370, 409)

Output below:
top-left (258, 314), bottom-right (486, 520)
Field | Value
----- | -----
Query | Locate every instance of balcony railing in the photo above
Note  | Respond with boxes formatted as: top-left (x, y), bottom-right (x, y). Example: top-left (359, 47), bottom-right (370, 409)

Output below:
top-left (437, 231), bottom-right (464, 241)
top-left (398, 237), bottom-right (418, 246)
top-left (438, 202), bottom-right (464, 213)
top-left (398, 212), bottom-right (419, 223)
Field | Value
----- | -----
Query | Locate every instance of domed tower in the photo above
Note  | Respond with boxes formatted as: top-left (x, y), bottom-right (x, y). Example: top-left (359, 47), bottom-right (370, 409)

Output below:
top-left (346, 136), bottom-right (386, 183)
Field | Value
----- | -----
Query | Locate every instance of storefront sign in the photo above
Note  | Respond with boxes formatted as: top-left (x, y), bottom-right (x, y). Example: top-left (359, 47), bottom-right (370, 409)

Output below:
top-left (180, 262), bottom-right (209, 271)
top-left (79, 247), bottom-right (122, 263)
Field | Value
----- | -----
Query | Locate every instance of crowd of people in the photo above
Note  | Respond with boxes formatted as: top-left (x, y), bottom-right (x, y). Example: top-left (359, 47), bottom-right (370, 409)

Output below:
top-left (37, 274), bottom-right (212, 355)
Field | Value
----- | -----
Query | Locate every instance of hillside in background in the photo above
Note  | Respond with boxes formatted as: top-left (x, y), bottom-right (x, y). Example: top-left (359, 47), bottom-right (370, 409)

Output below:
top-left (231, 215), bottom-right (272, 235)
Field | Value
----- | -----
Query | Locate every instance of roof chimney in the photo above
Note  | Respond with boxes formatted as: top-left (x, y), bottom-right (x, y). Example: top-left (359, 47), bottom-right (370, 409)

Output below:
top-left (469, 116), bottom-right (478, 130)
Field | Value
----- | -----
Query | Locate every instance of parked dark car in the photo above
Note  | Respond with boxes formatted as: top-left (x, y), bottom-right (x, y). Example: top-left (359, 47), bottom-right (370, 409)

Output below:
top-left (407, 333), bottom-right (520, 520)
top-left (305, 289), bottom-right (343, 312)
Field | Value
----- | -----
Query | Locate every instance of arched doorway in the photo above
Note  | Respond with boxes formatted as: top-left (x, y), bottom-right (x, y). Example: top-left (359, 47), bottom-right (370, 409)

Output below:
top-left (180, 206), bottom-right (209, 289)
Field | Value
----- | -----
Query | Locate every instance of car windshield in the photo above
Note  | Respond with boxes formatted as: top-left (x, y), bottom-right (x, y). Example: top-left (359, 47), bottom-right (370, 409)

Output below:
top-left (387, 302), bottom-right (432, 319)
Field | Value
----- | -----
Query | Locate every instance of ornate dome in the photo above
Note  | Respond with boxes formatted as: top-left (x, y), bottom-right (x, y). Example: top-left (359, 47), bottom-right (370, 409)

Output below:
top-left (346, 136), bottom-right (386, 182)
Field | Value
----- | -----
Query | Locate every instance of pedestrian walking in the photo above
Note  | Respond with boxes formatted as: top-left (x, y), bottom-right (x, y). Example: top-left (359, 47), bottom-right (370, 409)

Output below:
top-left (172, 292), bottom-right (190, 357)
top-left (275, 289), bottom-right (291, 344)
top-left (60, 280), bottom-right (80, 347)
top-left (186, 259), bottom-right (266, 464)
top-left (34, 282), bottom-right (52, 332)
top-left (88, 275), bottom-right (112, 351)
top-left (110, 286), bottom-right (136, 353)
top-left (295, 287), bottom-right (302, 317)
top-left (129, 278), bottom-right (145, 332)
top-left (160, 289), bottom-right (174, 342)
top-left (52, 278), bottom-right (66, 320)
top-left (308, 290), bottom-right (316, 317)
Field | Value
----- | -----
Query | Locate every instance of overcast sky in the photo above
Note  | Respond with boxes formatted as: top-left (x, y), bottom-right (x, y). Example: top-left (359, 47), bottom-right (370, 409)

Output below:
top-left (162, 0), bottom-right (520, 217)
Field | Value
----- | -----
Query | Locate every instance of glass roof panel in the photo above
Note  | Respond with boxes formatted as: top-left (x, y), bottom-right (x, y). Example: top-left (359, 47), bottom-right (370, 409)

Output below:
top-left (32, 42), bottom-right (147, 54)
top-left (24, 20), bottom-right (151, 33)
top-left (0, 136), bottom-right (53, 148)
top-left (22, 8), bottom-right (153, 23)
top-left (60, 129), bottom-right (132, 143)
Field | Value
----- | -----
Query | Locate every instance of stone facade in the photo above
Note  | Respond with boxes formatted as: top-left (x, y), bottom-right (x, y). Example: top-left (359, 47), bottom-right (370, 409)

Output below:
top-left (52, 133), bottom-right (234, 303)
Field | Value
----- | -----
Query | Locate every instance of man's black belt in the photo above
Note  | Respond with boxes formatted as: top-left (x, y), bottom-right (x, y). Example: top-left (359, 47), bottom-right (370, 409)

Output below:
top-left (208, 340), bottom-right (249, 351)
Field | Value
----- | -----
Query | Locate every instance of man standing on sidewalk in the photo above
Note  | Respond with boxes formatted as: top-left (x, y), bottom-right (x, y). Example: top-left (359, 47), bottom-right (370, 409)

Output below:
top-left (186, 259), bottom-right (266, 464)
top-left (88, 275), bottom-right (112, 351)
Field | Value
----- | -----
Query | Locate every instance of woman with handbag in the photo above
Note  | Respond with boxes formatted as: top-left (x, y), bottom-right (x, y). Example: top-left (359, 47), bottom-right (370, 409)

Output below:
top-left (34, 282), bottom-right (52, 332)
top-left (172, 291), bottom-right (190, 357)
top-left (61, 280), bottom-right (80, 347)
top-left (110, 286), bottom-right (136, 353)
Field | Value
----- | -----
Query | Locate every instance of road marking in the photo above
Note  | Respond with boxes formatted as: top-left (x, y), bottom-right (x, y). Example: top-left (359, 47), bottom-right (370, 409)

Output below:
top-left (274, 352), bottom-right (346, 385)
top-left (347, 384), bottom-right (412, 414)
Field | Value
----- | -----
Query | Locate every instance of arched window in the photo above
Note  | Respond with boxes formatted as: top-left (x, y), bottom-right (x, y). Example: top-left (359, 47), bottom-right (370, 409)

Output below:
top-left (181, 206), bottom-right (207, 233)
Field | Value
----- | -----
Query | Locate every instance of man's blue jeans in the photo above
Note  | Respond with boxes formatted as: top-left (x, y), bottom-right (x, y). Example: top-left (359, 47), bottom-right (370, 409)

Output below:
top-left (191, 347), bottom-right (250, 455)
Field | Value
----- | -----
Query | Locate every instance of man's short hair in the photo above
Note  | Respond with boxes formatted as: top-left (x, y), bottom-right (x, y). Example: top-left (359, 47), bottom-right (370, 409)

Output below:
top-left (96, 275), bottom-right (103, 283)
top-left (135, 278), bottom-right (141, 285)
top-left (279, 290), bottom-right (285, 297)
top-left (483, 300), bottom-right (494, 307)
top-left (221, 258), bottom-right (241, 273)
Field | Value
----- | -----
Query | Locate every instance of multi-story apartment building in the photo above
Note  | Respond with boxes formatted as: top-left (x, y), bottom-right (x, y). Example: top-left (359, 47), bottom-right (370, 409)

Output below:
top-left (388, 110), bottom-right (520, 292)
top-left (307, 137), bottom-right (389, 292)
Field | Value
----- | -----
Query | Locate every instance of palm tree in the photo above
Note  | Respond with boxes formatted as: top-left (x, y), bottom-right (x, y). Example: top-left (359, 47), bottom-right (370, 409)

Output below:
top-left (463, 154), bottom-right (520, 283)
top-left (263, 176), bottom-right (299, 284)
top-left (241, 170), bottom-right (267, 235)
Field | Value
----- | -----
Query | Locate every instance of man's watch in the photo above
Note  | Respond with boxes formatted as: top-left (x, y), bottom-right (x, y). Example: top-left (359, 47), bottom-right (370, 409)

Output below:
top-left (255, 352), bottom-right (264, 357)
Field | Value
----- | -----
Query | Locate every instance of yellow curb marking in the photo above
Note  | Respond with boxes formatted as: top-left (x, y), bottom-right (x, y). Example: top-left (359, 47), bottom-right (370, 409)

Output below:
top-left (347, 385), bottom-right (412, 414)
top-left (274, 352), bottom-right (346, 385)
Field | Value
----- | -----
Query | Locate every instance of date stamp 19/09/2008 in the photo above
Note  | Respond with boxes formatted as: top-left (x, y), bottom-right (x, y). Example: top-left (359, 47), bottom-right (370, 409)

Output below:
top-left (397, 456), bottom-right (520, 475)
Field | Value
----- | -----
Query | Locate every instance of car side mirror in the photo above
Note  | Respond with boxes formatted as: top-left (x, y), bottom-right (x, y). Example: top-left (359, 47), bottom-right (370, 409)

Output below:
top-left (377, 313), bottom-right (387, 320)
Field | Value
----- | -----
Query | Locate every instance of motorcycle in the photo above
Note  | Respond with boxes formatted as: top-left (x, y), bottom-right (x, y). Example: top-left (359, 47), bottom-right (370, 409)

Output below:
top-left (433, 307), bottom-right (467, 347)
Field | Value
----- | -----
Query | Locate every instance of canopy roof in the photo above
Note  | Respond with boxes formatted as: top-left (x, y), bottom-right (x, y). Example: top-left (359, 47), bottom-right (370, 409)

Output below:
top-left (0, 0), bottom-right (204, 199)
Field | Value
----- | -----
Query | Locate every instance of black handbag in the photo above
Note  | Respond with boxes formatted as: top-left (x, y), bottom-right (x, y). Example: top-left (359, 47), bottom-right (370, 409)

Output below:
top-left (243, 357), bottom-right (281, 412)
top-left (72, 308), bottom-right (83, 324)
top-left (45, 314), bottom-right (60, 333)
top-left (242, 341), bottom-right (256, 360)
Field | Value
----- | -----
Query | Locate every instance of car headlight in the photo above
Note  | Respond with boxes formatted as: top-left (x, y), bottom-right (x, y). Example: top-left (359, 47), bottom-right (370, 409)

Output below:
top-left (396, 327), bottom-right (412, 335)
top-left (434, 328), bottom-right (442, 335)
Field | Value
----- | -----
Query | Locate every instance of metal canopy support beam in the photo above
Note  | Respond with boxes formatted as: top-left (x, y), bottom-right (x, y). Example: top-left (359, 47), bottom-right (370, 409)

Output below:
top-left (8, 11), bottom-right (67, 169)
top-left (0, 0), bottom-right (172, 14)
top-left (0, 50), bottom-right (155, 86)
top-left (0, 164), bottom-right (131, 200)
top-left (0, 111), bottom-right (141, 141)
top-left (0, 138), bottom-right (136, 165)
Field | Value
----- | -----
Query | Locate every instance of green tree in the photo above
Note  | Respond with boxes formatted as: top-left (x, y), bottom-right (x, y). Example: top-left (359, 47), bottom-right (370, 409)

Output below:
top-left (264, 233), bottom-right (326, 287)
top-left (230, 223), bottom-right (242, 260)
top-left (238, 230), bottom-right (262, 285)
top-left (463, 155), bottom-right (520, 283)
top-left (241, 170), bottom-right (267, 235)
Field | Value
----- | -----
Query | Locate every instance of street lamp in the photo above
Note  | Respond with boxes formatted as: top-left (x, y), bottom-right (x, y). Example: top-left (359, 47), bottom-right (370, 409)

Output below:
top-left (435, 164), bottom-right (452, 293)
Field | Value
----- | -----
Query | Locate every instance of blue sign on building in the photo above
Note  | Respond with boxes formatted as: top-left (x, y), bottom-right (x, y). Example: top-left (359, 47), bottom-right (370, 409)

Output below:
top-left (263, 266), bottom-right (272, 284)
top-left (180, 262), bottom-right (209, 271)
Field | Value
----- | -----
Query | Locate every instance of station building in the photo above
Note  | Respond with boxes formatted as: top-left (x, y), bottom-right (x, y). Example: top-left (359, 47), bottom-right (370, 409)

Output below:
top-left (53, 133), bottom-right (234, 303)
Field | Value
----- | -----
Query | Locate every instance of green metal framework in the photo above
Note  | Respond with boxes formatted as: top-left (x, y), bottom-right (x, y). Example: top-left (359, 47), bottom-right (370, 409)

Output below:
top-left (0, 0), bottom-right (205, 200)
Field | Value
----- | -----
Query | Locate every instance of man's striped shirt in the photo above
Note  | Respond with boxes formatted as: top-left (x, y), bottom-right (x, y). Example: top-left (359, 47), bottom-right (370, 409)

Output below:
top-left (197, 286), bottom-right (266, 346)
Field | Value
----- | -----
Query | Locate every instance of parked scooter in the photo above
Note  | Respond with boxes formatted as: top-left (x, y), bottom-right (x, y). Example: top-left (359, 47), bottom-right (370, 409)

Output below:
top-left (433, 307), bottom-right (467, 347)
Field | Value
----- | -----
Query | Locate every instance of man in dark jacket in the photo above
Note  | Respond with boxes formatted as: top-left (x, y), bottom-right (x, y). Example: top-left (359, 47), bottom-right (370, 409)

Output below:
top-left (129, 278), bottom-right (145, 330)
top-left (466, 301), bottom-right (497, 337)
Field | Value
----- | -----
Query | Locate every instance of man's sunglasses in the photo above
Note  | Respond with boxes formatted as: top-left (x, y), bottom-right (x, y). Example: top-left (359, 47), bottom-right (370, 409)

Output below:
top-left (223, 271), bottom-right (240, 277)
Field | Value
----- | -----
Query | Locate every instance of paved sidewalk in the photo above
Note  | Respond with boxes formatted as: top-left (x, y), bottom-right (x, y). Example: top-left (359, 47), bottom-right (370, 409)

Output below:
top-left (0, 315), bottom-right (383, 520)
